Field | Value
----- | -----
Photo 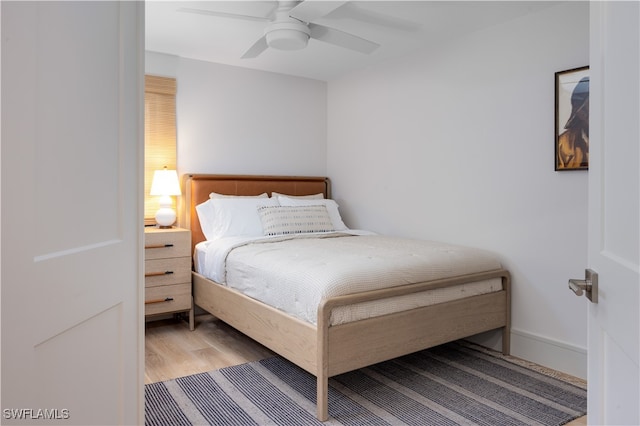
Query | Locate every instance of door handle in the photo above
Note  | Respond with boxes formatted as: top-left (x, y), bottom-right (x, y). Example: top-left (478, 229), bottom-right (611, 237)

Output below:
top-left (568, 268), bottom-right (598, 303)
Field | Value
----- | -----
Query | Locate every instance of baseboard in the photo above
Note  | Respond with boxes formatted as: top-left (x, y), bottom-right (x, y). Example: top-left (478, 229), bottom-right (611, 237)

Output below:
top-left (509, 329), bottom-right (587, 380)
top-left (466, 328), bottom-right (587, 380)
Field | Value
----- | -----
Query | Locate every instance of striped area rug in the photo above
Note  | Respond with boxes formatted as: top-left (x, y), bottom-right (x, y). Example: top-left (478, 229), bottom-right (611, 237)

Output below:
top-left (145, 341), bottom-right (587, 426)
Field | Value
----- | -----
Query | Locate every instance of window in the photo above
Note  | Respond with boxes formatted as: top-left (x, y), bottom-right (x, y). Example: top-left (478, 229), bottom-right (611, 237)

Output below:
top-left (144, 75), bottom-right (177, 224)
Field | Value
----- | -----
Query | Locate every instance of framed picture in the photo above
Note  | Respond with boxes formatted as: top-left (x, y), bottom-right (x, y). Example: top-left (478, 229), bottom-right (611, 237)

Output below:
top-left (555, 66), bottom-right (589, 171)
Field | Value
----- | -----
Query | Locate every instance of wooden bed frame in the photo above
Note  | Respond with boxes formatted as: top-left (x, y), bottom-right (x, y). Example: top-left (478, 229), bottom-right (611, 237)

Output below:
top-left (180, 174), bottom-right (511, 421)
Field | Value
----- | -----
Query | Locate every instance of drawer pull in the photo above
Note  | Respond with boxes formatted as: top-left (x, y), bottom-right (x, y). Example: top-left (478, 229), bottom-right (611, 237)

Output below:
top-left (145, 297), bottom-right (174, 305)
top-left (145, 243), bottom-right (174, 249)
top-left (145, 271), bottom-right (174, 277)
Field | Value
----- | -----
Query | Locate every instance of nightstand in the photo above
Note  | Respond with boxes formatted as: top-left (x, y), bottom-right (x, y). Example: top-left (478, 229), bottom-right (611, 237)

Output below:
top-left (144, 226), bottom-right (194, 330)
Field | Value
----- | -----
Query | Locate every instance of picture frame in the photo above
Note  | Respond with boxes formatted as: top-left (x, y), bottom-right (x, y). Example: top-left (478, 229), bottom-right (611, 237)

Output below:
top-left (555, 66), bottom-right (589, 171)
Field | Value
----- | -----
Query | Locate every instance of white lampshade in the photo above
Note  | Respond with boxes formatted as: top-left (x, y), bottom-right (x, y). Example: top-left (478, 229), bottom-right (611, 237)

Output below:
top-left (150, 167), bottom-right (181, 228)
top-left (150, 167), bottom-right (181, 197)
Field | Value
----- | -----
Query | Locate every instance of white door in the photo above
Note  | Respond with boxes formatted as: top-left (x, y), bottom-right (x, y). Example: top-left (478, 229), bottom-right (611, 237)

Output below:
top-left (1, 2), bottom-right (144, 425)
top-left (587, 2), bottom-right (639, 424)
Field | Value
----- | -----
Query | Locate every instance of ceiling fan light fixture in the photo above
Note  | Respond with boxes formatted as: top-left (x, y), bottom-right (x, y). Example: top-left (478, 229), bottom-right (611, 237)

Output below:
top-left (265, 22), bottom-right (310, 51)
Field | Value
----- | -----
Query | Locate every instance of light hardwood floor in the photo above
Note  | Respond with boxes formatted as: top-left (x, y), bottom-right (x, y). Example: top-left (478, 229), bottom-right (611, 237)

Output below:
top-left (145, 314), bottom-right (586, 425)
top-left (145, 313), bottom-right (274, 384)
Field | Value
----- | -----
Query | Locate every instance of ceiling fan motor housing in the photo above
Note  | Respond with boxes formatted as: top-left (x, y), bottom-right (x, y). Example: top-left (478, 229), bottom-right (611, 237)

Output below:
top-left (265, 21), bottom-right (310, 51)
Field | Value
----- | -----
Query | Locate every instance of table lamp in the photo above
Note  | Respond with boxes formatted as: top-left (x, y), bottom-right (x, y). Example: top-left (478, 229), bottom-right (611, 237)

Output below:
top-left (150, 167), bottom-right (181, 228)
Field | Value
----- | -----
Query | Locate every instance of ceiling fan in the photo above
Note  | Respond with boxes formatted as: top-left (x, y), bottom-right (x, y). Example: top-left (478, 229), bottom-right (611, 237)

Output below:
top-left (178, 1), bottom-right (409, 59)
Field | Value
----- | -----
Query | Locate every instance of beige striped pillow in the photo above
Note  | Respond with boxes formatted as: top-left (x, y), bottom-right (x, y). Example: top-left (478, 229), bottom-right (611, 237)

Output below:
top-left (258, 205), bottom-right (335, 236)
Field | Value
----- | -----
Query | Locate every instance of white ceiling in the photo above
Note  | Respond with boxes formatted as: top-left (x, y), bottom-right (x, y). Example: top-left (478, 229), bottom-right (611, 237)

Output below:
top-left (145, 1), bottom-right (559, 81)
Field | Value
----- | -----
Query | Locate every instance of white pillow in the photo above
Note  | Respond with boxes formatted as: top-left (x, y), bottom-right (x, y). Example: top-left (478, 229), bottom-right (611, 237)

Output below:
top-left (210, 192), bottom-right (268, 199)
top-left (276, 197), bottom-right (348, 231)
top-left (270, 192), bottom-right (324, 200)
top-left (196, 197), bottom-right (279, 240)
top-left (258, 205), bottom-right (334, 236)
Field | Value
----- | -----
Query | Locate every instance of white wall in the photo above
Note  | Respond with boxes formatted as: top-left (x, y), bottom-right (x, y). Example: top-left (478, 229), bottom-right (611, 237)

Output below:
top-left (145, 52), bottom-right (327, 177)
top-left (327, 2), bottom-right (589, 378)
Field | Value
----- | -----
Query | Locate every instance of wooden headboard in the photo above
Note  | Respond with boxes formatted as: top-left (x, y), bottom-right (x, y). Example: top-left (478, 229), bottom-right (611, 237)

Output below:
top-left (180, 174), bottom-right (331, 254)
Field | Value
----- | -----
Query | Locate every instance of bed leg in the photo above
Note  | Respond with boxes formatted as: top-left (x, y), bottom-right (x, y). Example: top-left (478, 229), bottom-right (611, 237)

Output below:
top-left (317, 299), bottom-right (331, 421)
top-left (502, 326), bottom-right (511, 355)
top-left (502, 272), bottom-right (511, 355)
top-left (317, 375), bottom-right (328, 422)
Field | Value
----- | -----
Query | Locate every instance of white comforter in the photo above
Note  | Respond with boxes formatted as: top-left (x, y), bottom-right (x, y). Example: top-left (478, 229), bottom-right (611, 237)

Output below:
top-left (195, 233), bottom-right (503, 325)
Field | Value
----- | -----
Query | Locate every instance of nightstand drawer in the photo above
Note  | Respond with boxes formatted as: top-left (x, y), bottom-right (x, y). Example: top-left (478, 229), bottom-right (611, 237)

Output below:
top-left (144, 257), bottom-right (191, 287)
top-left (144, 228), bottom-right (191, 259)
top-left (145, 283), bottom-right (192, 316)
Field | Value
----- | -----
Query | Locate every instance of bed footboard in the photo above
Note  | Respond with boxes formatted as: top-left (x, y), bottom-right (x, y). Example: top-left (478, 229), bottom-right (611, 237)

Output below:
top-left (315, 269), bottom-right (511, 421)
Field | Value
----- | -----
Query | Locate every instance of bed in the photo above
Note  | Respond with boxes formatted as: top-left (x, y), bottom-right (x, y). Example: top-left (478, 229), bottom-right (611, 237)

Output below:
top-left (180, 174), bottom-right (511, 421)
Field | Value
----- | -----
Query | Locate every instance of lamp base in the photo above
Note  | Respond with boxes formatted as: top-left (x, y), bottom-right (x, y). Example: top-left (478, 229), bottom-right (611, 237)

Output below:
top-left (155, 206), bottom-right (176, 228)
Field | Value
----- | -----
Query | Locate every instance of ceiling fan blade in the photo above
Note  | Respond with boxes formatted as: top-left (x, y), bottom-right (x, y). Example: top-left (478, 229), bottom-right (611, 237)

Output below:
top-left (289, 1), bottom-right (347, 23)
top-left (309, 23), bottom-right (379, 54)
top-left (177, 7), bottom-right (270, 23)
top-left (241, 36), bottom-right (269, 59)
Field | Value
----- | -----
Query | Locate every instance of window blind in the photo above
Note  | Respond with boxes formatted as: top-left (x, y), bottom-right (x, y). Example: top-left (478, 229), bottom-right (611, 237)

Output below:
top-left (144, 75), bottom-right (177, 224)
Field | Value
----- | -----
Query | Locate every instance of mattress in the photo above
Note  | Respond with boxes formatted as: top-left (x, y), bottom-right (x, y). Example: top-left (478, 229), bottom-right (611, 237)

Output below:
top-left (195, 233), bottom-right (503, 325)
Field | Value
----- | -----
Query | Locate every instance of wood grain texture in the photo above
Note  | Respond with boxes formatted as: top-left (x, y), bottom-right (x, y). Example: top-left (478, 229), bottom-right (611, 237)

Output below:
top-left (144, 227), bottom-right (194, 329)
top-left (145, 314), bottom-right (274, 384)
